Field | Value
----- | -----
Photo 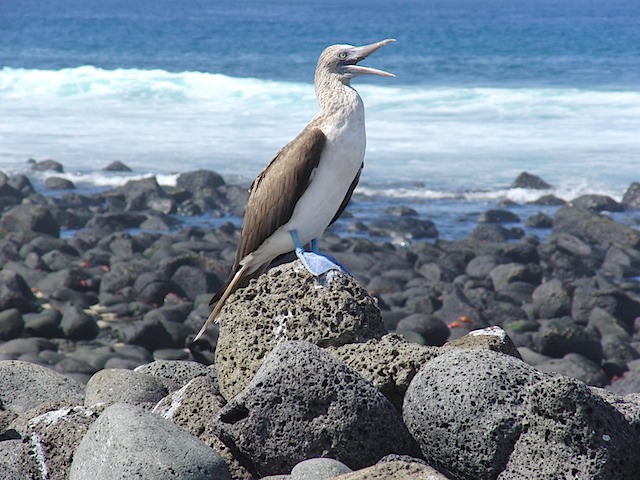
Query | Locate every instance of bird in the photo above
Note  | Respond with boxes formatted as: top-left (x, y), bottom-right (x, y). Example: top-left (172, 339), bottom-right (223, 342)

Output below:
top-left (194, 38), bottom-right (395, 341)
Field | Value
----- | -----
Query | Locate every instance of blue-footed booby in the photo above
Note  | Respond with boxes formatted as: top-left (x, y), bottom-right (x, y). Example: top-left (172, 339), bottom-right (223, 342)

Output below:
top-left (195, 38), bottom-right (395, 340)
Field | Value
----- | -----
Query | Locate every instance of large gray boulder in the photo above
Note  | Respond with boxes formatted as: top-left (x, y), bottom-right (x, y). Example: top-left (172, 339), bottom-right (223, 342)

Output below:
top-left (0, 361), bottom-right (85, 414)
top-left (215, 261), bottom-right (386, 399)
top-left (69, 403), bottom-right (230, 479)
top-left (214, 341), bottom-right (421, 477)
top-left (500, 376), bottom-right (640, 479)
top-left (84, 368), bottom-right (168, 407)
top-left (403, 349), bottom-right (545, 479)
top-left (403, 348), bottom-right (640, 479)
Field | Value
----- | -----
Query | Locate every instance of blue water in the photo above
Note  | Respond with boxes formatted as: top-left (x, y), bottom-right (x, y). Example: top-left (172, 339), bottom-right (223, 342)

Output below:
top-left (1, 0), bottom-right (640, 239)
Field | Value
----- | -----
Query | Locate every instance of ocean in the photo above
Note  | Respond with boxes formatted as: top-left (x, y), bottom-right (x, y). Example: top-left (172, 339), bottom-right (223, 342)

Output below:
top-left (1, 0), bottom-right (640, 239)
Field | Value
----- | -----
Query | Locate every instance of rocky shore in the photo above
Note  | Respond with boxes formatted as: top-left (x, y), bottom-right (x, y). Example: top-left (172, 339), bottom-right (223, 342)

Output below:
top-left (1, 160), bottom-right (640, 478)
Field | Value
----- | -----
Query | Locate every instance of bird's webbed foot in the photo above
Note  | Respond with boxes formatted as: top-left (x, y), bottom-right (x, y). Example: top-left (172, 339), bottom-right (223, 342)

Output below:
top-left (290, 230), bottom-right (348, 276)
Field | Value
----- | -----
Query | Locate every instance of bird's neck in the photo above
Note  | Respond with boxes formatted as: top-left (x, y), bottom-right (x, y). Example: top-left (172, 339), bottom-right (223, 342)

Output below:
top-left (315, 74), bottom-right (363, 118)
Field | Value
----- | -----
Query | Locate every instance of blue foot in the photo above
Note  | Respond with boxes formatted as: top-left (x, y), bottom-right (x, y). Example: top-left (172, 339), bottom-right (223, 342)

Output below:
top-left (290, 231), bottom-right (344, 276)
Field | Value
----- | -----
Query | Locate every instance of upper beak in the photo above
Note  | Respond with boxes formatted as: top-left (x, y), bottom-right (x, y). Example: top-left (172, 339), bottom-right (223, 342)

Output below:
top-left (341, 38), bottom-right (396, 78)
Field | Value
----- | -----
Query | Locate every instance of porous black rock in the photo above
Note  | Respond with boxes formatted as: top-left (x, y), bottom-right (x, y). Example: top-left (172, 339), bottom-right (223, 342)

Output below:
top-left (500, 376), bottom-right (640, 479)
top-left (215, 261), bottom-right (385, 400)
top-left (214, 341), bottom-right (421, 477)
top-left (403, 349), bottom-right (545, 479)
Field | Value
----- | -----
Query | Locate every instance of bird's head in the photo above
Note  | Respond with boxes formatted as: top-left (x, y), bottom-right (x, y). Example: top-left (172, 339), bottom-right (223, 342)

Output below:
top-left (317, 39), bottom-right (396, 84)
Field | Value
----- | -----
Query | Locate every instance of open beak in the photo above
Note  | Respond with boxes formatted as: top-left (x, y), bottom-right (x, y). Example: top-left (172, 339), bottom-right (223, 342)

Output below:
top-left (340, 38), bottom-right (396, 78)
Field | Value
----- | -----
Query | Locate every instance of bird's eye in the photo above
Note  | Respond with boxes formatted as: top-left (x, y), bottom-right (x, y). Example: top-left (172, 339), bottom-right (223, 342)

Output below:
top-left (338, 52), bottom-right (348, 60)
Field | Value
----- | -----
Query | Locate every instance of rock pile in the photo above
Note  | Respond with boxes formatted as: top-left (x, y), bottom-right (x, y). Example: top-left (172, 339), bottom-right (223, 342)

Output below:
top-left (2, 164), bottom-right (640, 478)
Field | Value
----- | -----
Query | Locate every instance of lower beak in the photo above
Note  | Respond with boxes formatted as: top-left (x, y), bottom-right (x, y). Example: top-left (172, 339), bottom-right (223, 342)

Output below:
top-left (343, 38), bottom-right (396, 78)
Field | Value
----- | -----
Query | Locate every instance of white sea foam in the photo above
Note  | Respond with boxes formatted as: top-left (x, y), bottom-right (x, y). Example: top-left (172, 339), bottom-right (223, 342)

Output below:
top-left (1, 66), bottom-right (639, 198)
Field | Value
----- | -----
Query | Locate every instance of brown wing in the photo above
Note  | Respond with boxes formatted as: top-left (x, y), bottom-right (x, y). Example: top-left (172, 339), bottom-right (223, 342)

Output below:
top-left (235, 126), bottom-right (326, 266)
top-left (209, 126), bottom-right (326, 305)
top-left (329, 163), bottom-right (362, 225)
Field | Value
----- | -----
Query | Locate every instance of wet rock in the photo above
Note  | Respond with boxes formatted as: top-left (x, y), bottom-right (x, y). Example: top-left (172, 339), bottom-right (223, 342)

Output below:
top-left (215, 261), bottom-right (385, 400)
top-left (554, 205), bottom-right (640, 249)
top-left (84, 368), bottom-right (168, 407)
top-left (0, 204), bottom-right (60, 238)
top-left (24, 309), bottom-right (63, 338)
top-left (570, 194), bottom-right (623, 212)
top-left (30, 159), bottom-right (64, 173)
top-left (511, 172), bottom-right (552, 190)
top-left (215, 341), bottom-right (421, 477)
top-left (45, 176), bottom-right (75, 190)
top-left (465, 254), bottom-right (498, 279)
top-left (70, 403), bottom-right (230, 480)
top-left (534, 318), bottom-right (602, 363)
top-left (536, 353), bottom-right (608, 387)
top-left (396, 313), bottom-right (450, 346)
top-left (531, 279), bottom-right (571, 319)
top-left (7, 173), bottom-right (36, 197)
top-left (60, 304), bottom-right (99, 340)
top-left (176, 169), bottom-right (226, 194)
top-left (369, 216), bottom-right (438, 240)
top-left (608, 371), bottom-right (640, 395)
top-left (525, 212), bottom-right (553, 228)
top-left (0, 270), bottom-right (39, 313)
top-left (118, 317), bottom-right (175, 351)
top-left (601, 244), bottom-right (640, 279)
top-left (122, 176), bottom-right (168, 211)
top-left (478, 209), bottom-right (520, 224)
top-left (489, 262), bottom-right (541, 291)
top-left (527, 194), bottom-right (566, 206)
top-left (0, 308), bottom-right (24, 340)
top-left (103, 160), bottom-right (132, 172)
top-left (469, 223), bottom-right (509, 242)
top-left (621, 182), bottom-right (640, 210)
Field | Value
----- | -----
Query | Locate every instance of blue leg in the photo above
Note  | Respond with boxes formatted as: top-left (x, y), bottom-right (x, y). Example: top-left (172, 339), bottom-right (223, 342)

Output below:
top-left (290, 230), bottom-right (342, 276)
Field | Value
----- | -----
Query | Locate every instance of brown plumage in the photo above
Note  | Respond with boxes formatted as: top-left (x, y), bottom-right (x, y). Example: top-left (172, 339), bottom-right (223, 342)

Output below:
top-left (194, 39), bottom-right (394, 341)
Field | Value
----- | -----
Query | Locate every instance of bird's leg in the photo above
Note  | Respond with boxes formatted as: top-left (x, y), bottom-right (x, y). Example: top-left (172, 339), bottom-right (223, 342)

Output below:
top-left (290, 230), bottom-right (342, 276)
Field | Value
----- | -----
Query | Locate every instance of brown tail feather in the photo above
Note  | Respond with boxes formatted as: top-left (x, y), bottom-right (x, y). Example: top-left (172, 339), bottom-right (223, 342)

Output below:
top-left (194, 262), bottom-right (253, 341)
